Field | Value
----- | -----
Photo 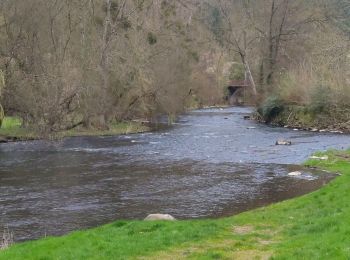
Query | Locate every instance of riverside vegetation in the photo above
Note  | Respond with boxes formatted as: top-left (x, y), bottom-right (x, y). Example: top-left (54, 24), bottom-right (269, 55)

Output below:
top-left (0, 0), bottom-right (349, 138)
top-left (0, 116), bottom-right (149, 142)
top-left (1, 150), bottom-right (349, 259)
top-left (256, 94), bottom-right (350, 133)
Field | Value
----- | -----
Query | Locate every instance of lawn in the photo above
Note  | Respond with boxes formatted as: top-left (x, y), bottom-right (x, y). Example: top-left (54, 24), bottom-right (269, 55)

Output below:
top-left (0, 150), bottom-right (349, 259)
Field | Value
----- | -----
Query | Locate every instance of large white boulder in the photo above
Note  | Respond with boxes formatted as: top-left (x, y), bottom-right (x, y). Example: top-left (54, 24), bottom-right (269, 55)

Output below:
top-left (288, 171), bottom-right (302, 176)
top-left (144, 214), bottom-right (176, 221)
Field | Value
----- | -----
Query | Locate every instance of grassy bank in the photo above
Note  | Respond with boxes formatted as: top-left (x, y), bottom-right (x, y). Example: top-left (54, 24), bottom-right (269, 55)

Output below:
top-left (1, 150), bottom-right (350, 259)
top-left (0, 117), bottom-right (37, 140)
top-left (273, 106), bottom-right (349, 132)
top-left (0, 117), bottom-right (150, 142)
top-left (256, 100), bottom-right (350, 133)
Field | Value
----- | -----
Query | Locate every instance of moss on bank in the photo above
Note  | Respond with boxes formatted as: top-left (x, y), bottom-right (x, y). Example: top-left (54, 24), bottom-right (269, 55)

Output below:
top-left (0, 117), bottom-right (37, 141)
top-left (0, 117), bottom-right (150, 142)
top-left (1, 150), bottom-right (350, 259)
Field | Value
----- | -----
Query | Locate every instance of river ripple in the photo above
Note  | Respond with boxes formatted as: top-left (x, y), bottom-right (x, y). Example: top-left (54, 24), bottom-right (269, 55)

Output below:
top-left (0, 107), bottom-right (348, 241)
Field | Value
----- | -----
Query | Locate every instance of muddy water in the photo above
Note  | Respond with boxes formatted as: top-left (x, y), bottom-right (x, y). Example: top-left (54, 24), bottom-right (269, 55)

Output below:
top-left (0, 107), bottom-right (348, 241)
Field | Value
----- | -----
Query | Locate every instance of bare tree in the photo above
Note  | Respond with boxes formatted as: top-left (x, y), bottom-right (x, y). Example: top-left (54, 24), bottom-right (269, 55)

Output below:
top-left (218, 0), bottom-right (258, 96)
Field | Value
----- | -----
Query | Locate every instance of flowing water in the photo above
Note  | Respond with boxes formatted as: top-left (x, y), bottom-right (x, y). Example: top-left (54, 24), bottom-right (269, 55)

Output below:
top-left (0, 107), bottom-right (349, 241)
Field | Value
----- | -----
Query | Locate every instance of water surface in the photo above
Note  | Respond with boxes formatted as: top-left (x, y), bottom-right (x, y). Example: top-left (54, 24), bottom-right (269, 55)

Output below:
top-left (0, 107), bottom-right (348, 241)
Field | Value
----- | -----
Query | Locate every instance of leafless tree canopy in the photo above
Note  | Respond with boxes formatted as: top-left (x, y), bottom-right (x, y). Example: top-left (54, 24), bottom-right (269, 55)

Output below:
top-left (0, 0), bottom-right (348, 132)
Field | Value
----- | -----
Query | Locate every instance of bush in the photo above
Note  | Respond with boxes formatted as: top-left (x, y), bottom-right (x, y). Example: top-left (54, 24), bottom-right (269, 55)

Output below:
top-left (309, 85), bottom-right (332, 113)
top-left (258, 96), bottom-right (285, 123)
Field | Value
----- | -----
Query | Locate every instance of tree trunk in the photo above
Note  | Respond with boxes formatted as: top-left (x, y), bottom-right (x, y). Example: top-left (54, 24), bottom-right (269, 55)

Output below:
top-left (240, 54), bottom-right (257, 96)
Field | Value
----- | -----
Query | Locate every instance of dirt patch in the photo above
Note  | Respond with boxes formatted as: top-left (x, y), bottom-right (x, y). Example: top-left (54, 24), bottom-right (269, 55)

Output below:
top-left (139, 240), bottom-right (237, 260)
top-left (230, 250), bottom-right (272, 260)
top-left (335, 153), bottom-right (350, 161)
top-left (258, 239), bottom-right (274, 246)
top-left (233, 225), bottom-right (255, 235)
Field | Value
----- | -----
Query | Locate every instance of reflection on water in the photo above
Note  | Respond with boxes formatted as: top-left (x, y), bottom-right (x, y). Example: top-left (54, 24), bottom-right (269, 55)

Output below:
top-left (0, 107), bottom-right (348, 241)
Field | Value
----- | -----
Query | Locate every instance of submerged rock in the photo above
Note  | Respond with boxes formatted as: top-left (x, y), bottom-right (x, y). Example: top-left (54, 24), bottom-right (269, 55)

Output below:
top-left (276, 140), bottom-right (292, 146)
top-left (144, 214), bottom-right (176, 221)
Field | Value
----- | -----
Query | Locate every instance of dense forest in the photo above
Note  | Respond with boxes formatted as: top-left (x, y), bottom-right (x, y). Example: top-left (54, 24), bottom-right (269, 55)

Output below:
top-left (0, 0), bottom-right (349, 134)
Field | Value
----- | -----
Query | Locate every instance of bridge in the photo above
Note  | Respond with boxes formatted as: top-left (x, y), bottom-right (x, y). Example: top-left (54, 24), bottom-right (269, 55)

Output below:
top-left (227, 79), bottom-right (250, 105)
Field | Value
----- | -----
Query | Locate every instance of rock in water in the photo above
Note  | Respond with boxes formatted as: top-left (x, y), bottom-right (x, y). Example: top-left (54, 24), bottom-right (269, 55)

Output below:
top-left (288, 171), bottom-right (302, 176)
top-left (144, 214), bottom-right (176, 221)
top-left (276, 140), bottom-right (292, 146)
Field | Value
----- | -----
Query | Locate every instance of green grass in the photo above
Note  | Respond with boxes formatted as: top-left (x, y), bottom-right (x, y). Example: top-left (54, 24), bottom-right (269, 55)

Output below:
top-left (0, 117), bottom-right (149, 141)
top-left (0, 117), bottom-right (37, 140)
top-left (1, 150), bottom-right (350, 259)
top-left (1, 117), bottom-right (22, 129)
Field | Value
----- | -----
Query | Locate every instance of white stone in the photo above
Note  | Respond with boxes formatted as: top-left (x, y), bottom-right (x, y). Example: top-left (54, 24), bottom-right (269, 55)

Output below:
top-left (309, 155), bottom-right (329, 160)
top-left (144, 214), bottom-right (176, 221)
top-left (330, 130), bottom-right (344, 134)
top-left (288, 171), bottom-right (302, 176)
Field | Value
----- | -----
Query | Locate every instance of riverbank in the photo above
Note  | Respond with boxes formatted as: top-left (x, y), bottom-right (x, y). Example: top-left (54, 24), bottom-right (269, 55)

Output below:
top-left (255, 104), bottom-right (350, 134)
top-left (1, 150), bottom-right (349, 259)
top-left (0, 117), bottom-right (150, 142)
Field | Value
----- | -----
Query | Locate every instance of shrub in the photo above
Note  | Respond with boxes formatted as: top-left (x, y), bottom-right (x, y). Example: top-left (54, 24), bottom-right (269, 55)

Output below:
top-left (309, 85), bottom-right (332, 114)
top-left (258, 96), bottom-right (285, 122)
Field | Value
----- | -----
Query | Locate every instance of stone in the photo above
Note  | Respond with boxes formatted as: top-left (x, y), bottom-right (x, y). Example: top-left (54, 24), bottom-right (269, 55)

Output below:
top-left (288, 171), bottom-right (302, 176)
top-left (330, 130), bottom-right (344, 134)
top-left (309, 155), bottom-right (329, 161)
top-left (276, 140), bottom-right (292, 146)
top-left (144, 214), bottom-right (176, 221)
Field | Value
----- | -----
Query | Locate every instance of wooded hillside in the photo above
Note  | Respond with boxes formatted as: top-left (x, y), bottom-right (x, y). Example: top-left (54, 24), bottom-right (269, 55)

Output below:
top-left (0, 0), bottom-right (348, 134)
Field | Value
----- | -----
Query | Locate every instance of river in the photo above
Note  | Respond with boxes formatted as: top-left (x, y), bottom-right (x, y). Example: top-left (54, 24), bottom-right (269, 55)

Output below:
top-left (0, 107), bottom-right (349, 241)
